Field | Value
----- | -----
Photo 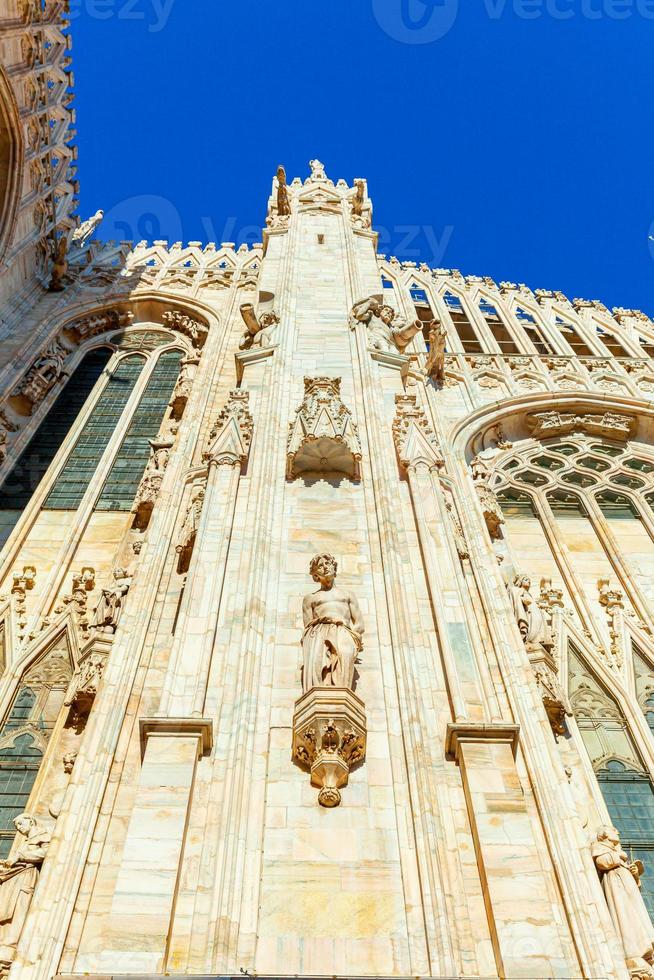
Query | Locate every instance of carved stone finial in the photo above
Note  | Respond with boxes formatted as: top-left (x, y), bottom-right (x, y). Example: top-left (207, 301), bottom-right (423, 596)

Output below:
top-left (204, 390), bottom-right (253, 468)
top-left (287, 378), bottom-right (361, 480)
top-left (392, 395), bottom-right (443, 471)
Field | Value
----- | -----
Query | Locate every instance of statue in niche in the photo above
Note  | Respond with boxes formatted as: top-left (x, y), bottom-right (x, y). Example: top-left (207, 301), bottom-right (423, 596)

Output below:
top-left (592, 826), bottom-right (654, 977)
top-left (349, 296), bottom-right (422, 354)
top-left (92, 568), bottom-right (132, 634)
top-left (508, 573), bottom-right (552, 650)
top-left (301, 554), bottom-right (364, 693)
top-left (0, 814), bottom-right (50, 973)
top-left (276, 166), bottom-right (291, 216)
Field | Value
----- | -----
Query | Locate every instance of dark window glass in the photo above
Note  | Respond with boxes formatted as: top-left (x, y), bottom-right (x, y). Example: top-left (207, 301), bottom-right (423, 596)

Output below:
top-left (443, 291), bottom-right (482, 353)
top-left (95, 350), bottom-right (181, 512)
top-left (43, 355), bottom-right (145, 510)
top-left (0, 349), bottom-right (112, 511)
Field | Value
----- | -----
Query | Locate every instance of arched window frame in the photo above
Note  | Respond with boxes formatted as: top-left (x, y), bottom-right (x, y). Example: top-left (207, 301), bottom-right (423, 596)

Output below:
top-left (0, 324), bottom-right (192, 585)
top-left (508, 301), bottom-right (566, 357)
top-left (491, 434), bottom-right (654, 632)
top-left (437, 284), bottom-right (487, 355)
top-left (548, 308), bottom-right (602, 358)
top-left (590, 316), bottom-right (642, 360)
top-left (475, 290), bottom-right (525, 356)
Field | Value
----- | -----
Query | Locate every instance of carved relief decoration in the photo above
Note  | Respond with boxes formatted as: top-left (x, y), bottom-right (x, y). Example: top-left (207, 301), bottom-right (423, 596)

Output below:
top-left (527, 410), bottom-right (636, 441)
top-left (392, 394), bottom-right (443, 471)
top-left (204, 390), bottom-right (253, 468)
top-left (287, 377), bottom-right (361, 480)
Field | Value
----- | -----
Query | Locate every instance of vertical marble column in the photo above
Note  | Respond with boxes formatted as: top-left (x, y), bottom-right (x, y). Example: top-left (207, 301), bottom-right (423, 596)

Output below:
top-left (446, 723), bottom-right (571, 979)
top-left (97, 391), bottom-right (253, 972)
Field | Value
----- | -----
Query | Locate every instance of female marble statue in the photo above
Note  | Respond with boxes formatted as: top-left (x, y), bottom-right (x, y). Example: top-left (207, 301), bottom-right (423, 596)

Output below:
top-left (508, 573), bottom-right (551, 649)
top-left (301, 554), bottom-right (364, 693)
top-left (0, 814), bottom-right (50, 971)
top-left (592, 826), bottom-right (654, 976)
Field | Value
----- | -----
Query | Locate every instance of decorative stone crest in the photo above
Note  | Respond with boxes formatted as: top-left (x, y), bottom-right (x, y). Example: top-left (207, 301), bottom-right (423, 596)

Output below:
top-left (12, 340), bottom-right (68, 414)
top-left (204, 390), bottom-right (253, 468)
top-left (162, 310), bottom-right (208, 349)
top-left (392, 395), bottom-right (443, 471)
top-left (65, 309), bottom-right (133, 344)
top-left (527, 410), bottom-right (636, 441)
top-left (287, 377), bottom-right (361, 480)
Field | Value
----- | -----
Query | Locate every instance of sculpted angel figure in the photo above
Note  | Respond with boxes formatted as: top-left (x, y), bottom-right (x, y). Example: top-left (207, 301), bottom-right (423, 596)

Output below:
top-left (0, 814), bottom-right (50, 972)
top-left (350, 296), bottom-right (422, 354)
top-left (301, 554), bottom-right (364, 693)
top-left (508, 573), bottom-right (552, 649)
top-left (592, 826), bottom-right (654, 977)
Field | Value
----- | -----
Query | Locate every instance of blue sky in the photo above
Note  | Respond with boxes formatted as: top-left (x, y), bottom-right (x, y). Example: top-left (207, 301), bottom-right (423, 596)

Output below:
top-left (71, 0), bottom-right (653, 314)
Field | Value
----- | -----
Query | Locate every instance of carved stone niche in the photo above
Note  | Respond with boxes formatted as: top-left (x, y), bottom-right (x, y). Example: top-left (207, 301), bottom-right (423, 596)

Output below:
top-left (292, 688), bottom-right (366, 807)
top-left (287, 377), bottom-right (362, 480)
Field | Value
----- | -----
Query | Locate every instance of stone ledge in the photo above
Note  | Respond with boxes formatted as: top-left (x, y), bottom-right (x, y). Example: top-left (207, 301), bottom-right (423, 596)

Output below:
top-left (138, 716), bottom-right (214, 760)
top-left (445, 721), bottom-right (520, 762)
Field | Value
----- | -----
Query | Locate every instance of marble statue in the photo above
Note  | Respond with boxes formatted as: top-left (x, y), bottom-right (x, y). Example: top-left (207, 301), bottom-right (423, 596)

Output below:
top-left (592, 826), bottom-right (654, 977)
top-left (425, 319), bottom-right (447, 383)
top-left (48, 236), bottom-right (68, 292)
top-left (71, 208), bottom-right (104, 248)
top-left (0, 814), bottom-right (50, 973)
top-left (301, 554), bottom-right (364, 693)
top-left (508, 573), bottom-right (552, 649)
top-left (92, 567), bottom-right (131, 634)
top-left (276, 166), bottom-right (291, 216)
top-left (350, 296), bottom-right (422, 354)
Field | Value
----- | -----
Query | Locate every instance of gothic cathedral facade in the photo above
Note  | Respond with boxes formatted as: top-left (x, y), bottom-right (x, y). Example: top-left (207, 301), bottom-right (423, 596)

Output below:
top-left (1, 6), bottom-right (654, 979)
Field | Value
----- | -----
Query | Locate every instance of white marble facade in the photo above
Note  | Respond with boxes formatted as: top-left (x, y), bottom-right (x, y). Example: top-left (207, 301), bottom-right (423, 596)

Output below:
top-left (1, 22), bottom-right (654, 977)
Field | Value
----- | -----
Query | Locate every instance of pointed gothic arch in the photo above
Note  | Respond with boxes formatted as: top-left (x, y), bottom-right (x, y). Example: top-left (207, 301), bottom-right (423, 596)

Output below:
top-left (0, 67), bottom-right (23, 265)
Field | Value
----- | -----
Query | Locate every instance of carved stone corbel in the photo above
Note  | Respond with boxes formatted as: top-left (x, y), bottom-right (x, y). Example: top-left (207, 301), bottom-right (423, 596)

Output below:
top-left (287, 377), bottom-right (361, 480)
top-left (292, 689), bottom-right (366, 808)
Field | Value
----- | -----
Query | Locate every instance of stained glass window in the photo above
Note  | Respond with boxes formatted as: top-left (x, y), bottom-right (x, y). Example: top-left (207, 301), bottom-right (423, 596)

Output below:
top-left (95, 349), bottom-right (181, 512)
top-left (43, 354), bottom-right (145, 510)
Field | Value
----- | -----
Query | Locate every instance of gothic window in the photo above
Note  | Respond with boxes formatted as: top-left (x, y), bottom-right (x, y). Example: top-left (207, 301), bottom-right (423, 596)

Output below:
top-left (478, 297), bottom-right (519, 354)
top-left (513, 306), bottom-right (555, 355)
top-left (639, 337), bottom-right (654, 358)
top-left (44, 354), bottom-right (146, 510)
top-left (0, 349), bottom-right (113, 514)
top-left (595, 326), bottom-right (630, 358)
top-left (553, 316), bottom-right (594, 356)
top-left (442, 291), bottom-right (483, 353)
top-left (569, 646), bottom-right (654, 916)
top-left (495, 437), bottom-right (654, 616)
top-left (0, 642), bottom-right (72, 858)
top-left (95, 349), bottom-right (181, 511)
top-left (408, 283), bottom-right (439, 347)
top-left (634, 645), bottom-right (654, 735)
